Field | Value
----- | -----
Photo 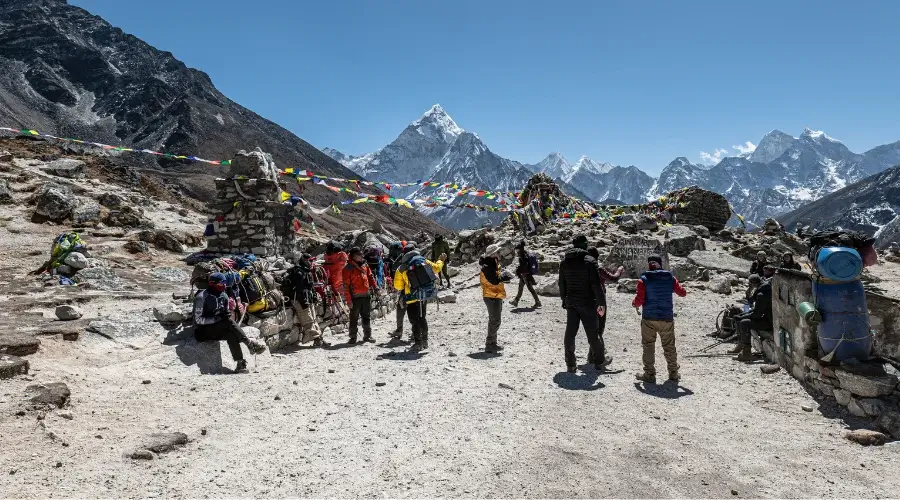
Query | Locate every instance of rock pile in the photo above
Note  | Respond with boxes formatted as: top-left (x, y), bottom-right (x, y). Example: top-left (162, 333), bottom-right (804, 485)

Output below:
top-left (666, 186), bottom-right (733, 231)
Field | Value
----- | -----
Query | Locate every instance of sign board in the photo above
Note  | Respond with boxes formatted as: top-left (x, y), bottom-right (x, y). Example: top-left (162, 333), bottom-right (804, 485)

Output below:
top-left (604, 236), bottom-right (669, 278)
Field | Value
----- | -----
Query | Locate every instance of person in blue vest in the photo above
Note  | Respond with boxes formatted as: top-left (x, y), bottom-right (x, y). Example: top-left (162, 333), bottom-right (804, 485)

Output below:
top-left (632, 255), bottom-right (687, 384)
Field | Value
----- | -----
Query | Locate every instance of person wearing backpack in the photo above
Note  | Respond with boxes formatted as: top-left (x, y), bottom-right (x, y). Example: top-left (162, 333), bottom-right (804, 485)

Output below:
top-left (480, 254), bottom-right (512, 353)
top-left (510, 241), bottom-right (542, 308)
top-left (364, 246), bottom-right (386, 289)
top-left (393, 246), bottom-right (446, 351)
top-left (342, 247), bottom-right (379, 344)
top-left (324, 240), bottom-right (349, 316)
top-left (388, 241), bottom-right (415, 340)
top-left (285, 254), bottom-right (329, 347)
top-left (194, 272), bottom-right (267, 373)
top-left (431, 234), bottom-right (453, 288)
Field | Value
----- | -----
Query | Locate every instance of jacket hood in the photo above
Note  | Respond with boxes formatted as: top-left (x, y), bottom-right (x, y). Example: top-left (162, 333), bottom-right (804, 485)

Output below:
top-left (399, 250), bottom-right (421, 269)
top-left (563, 247), bottom-right (591, 262)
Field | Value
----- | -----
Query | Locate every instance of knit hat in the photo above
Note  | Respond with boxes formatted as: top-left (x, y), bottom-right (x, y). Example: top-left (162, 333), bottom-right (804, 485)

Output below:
top-left (757, 251), bottom-right (767, 259)
top-left (572, 234), bottom-right (589, 249)
top-left (647, 255), bottom-right (663, 266)
top-left (749, 274), bottom-right (762, 284)
top-left (208, 272), bottom-right (226, 284)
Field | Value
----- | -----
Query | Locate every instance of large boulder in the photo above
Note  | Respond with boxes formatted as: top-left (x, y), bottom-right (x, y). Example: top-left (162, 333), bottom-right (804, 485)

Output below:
top-left (618, 214), bottom-right (658, 233)
top-left (229, 148), bottom-right (280, 182)
top-left (664, 225), bottom-right (705, 257)
top-left (687, 250), bottom-right (753, 278)
top-left (709, 276), bottom-right (733, 295)
top-left (535, 277), bottom-right (560, 297)
top-left (34, 183), bottom-right (75, 221)
top-left (104, 205), bottom-right (145, 228)
top-left (140, 230), bottom-right (186, 253)
top-left (63, 252), bottom-right (89, 270)
top-left (42, 158), bottom-right (85, 178)
top-left (667, 186), bottom-right (732, 231)
top-left (153, 303), bottom-right (188, 323)
top-left (669, 258), bottom-right (701, 282)
top-left (27, 382), bottom-right (70, 409)
top-left (616, 279), bottom-right (638, 294)
top-left (55, 305), bottom-right (84, 321)
top-left (71, 199), bottom-right (102, 225)
top-left (604, 236), bottom-right (669, 279)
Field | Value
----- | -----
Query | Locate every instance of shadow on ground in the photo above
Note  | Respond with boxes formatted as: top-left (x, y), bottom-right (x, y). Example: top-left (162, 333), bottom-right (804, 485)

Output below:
top-left (553, 371), bottom-right (606, 391)
top-left (633, 380), bottom-right (694, 399)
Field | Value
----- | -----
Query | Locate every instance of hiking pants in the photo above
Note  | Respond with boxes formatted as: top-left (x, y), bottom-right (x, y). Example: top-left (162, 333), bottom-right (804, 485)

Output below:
top-left (348, 295), bottom-right (372, 339)
top-left (395, 294), bottom-right (407, 333)
top-left (514, 276), bottom-right (540, 305)
top-left (739, 318), bottom-right (770, 346)
top-left (484, 298), bottom-right (503, 345)
top-left (640, 319), bottom-right (679, 377)
top-left (563, 306), bottom-right (601, 369)
top-left (406, 301), bottom-right (429, 343)
top-left (195, 319), bottom-right (251, 362)
top-left (439, 260), bottom-right (451, 286)
top-left (587, 313), bottom-right (607, 363)
top-left (292, 300), bottom-right (322, 343)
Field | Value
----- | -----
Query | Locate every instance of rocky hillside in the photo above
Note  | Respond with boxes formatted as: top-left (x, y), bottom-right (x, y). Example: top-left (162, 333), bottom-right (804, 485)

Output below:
top-left (0, 0), bottom-right (445, 237)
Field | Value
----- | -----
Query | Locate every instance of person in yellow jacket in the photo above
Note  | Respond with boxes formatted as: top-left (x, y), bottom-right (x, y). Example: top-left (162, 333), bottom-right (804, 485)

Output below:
top-left (393, 247), bottom-right (446, 351)
top-left (480, 254), bottom-right (512, 353)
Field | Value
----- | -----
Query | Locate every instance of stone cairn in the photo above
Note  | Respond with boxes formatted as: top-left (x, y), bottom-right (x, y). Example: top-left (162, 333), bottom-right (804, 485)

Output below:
top-left (204, 149), bottom-right (295, 258)
top-left (666, 186), bottom-right (732, 232)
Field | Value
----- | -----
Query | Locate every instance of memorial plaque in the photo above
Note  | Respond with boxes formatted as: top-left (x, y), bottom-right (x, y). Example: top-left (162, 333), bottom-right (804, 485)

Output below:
top-left (604, 236), bottom-right (669, 278)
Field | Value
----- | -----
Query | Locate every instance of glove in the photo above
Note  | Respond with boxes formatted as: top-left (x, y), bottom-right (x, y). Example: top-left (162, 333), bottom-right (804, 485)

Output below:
top-left (561, 301), bottom-right (568, 309)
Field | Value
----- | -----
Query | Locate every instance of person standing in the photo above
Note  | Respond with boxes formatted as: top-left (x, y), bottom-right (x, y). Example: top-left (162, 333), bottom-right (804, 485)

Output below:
top-left (431, 234), bottom-right (452, 288)
top-left (586, 247), bottom-right (624, 367)
top-left (480, 254), bottom-right (511, 353)
top-left (393, 246), bottom-right (445, 351)
top-left (388, 241), bottom-right (414, 339)
top-left (342, 247), bottom-right (378, 344)
top-left (323, 241), bottom-right (349, 318)
top-left (285, 254), bottom-right (329, 347)
top-left (510, 241), bottom-right (541, 308)
top-left (632, 255), bottom-right (687, 384)
top-left (193, 273), bottom-right (266, 373)
top-left (558, 234), bottom-right (606, 373)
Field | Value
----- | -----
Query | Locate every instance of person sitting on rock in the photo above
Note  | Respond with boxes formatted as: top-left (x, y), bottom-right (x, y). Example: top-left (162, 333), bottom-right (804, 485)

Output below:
top-left (744, 274), bottom-right (762, 308)
top-left (559, 234), bottom-right (606, 373)
top-left (750, 251), bottom-right (768, 276)
top-left (431, 235), bottom-right (452, 288)
top-left (729, 268), bottom-right (774, 362)
top-left (511, 241), bottom-right (541, 309)
top-left (632, 255), bottom-right (687, 384)
top-left (480, 253), bottom-right (512, 353)
top-left (586, 247), bottom-right (624, 368)
top-left (342, 247), bottom-right (378, 344)
top-left (780, 252), bottom-right (802, 271)
top-left (193, 272), bottom-right (266, 373)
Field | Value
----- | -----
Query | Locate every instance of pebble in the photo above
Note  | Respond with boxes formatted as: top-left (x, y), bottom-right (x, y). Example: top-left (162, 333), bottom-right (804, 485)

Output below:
top-left (731, 489), bottom-right (738, 496)
top-left (55, 462), bottom-right (62, 468)
top-left (498, 383), bottom-right (515, 390)
top-left (142, 380), bottom-right (151, 385)
top-left (375, 382), bottom-right (386, 387)
top-left (274, 395), bottom-right (282, 401)
top-left (201, 429), bottom-right (207, 436)
top-left (801, 404), bottom-right (814, 412)
top-left (448, 352), bottom-right (457, 357)
top-left (328, 369), bottom-right (336, 374)
top-left (59, 412), bottom-right (73, 420)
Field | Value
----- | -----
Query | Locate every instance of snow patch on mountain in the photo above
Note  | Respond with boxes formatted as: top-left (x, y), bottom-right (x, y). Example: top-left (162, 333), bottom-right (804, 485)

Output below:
top-left (412, 104), bottom-right (463, 144)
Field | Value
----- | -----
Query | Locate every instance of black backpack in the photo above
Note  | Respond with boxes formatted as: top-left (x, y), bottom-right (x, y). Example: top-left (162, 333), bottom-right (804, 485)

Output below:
top-left (283, 263), bottom-right (317, 306)
top-left (807, 230), bottom-right (875, 262)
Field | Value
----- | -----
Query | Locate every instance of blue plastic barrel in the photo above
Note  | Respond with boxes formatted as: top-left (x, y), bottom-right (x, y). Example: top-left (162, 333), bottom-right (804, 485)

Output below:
top-left (814, 280), bottom-right (871, 362)
top-left (815, 247), bottom-right (862, 282)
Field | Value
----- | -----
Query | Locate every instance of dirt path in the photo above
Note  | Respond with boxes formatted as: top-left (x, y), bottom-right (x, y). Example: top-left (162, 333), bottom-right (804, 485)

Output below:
top-left (1, 262), bottom-right (897, 498)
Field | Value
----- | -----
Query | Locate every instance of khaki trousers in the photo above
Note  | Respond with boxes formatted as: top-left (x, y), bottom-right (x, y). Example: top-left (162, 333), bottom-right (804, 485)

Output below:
top-left (640, 319), bottom-right (679, 377)
top-left (293, 300), bottom-right (323, 343)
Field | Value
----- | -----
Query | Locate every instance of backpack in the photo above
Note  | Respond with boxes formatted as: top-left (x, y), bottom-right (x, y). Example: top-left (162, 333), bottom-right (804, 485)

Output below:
top-left (50, 232), bottom-right (86, 267)
top-left (283, 263), bottom-right (317, 306)
top-left (364, 247), bottom-right (385, 289)
top-left (239, 269), bottom-right (269, 312)
top-left (406, 255), bottom-right (438, 303)
top-left (527, 252), bottom-right (539, 276)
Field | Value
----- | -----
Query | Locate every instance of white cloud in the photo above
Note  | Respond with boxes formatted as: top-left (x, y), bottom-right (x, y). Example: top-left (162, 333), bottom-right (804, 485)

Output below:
top-left (733, 141), bottom-right (757, 155)
top-left (700, 148), bottom-right (728, 165)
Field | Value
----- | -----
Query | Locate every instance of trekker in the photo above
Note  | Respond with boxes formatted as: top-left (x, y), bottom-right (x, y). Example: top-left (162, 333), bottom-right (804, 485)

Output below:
top-left (586, 247), bottom-right (625, 367)
top-left (558, 234), bottom-right (606, 373)
top-left (761, 263), bottom-right (777, 283)
top-left (729, 267), bottom-right (774, 361)
top-left (342, 247), bottom-right (378, 344)
top-left (431, 234), bottom-right (452, 288)
top-left (480, 254), bottom-right (511, 353)
top-left (394, 246), bottom-right (445, 351)
top-left (323, 241), bottom-right (349, 316)
top-left (750, 251), bottom-right (768, 276)
top-left (510, 241), bottom-right (541, 308)
top-left (388, 241), bottom-right (414, 339)
top-left (780, 252), bottom-right (802, 271)
top-left (285, 254), bottom-right (329, 347)
top-left (633, 255), bottom-right (687, 384)
top-left (744, 274), bottom-right (762, 309)
top-left (193, 273), bottom-right (266, 373)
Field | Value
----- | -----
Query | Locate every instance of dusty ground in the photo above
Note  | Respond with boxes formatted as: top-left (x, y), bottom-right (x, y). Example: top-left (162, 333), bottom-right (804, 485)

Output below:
top-left (2, 257), bottom-right (900, 498)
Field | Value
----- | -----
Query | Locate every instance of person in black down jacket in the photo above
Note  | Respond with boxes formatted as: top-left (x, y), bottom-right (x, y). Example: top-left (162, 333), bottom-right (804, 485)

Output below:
top-left (731, 264), bottom-right (775, 362)
top-left (558, 234), bottom-right (606, 373)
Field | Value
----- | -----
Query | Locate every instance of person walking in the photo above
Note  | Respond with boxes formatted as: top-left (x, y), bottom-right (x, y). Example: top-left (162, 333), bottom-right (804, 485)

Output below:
top-left (285, 254), bottom-right (329, 347)
top-left (388, 241), bottom-right (414, 340)
top-left (480, 254), bottom-right (511, 353)
top-left (510, 241), bottom-right (541, 308)
top-left (393, 246), bottom-right (445, 351)
top-left (558, 234), bottom-right (606, 373)
top-left (632, 255), bottom-right (687, 384)
top-left (586, 247), bottom-right (624, 367)
top-left (342, 247), bottom-right (378, 344)
top-left (193, 272), bottom-right (266, 373)
top-left (431, 234), bottom-right (453, 288)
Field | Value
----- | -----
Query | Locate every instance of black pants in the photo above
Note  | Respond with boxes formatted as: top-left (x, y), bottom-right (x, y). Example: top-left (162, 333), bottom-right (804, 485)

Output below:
top-left (484, 298), bottom-right (502, 345)
top-left (514, 276), bottom-right (540, 305)
top-left (406, 301), bottom-right (429, 343)
top-left (739, 318), bottom-right (769, 346)
top-left (349, 295), bottom-right (372, 338)
top-left (195, 319), bottom-right (250, 362)
top-left (563, 306), bottom-right (601, 368)
top-left (587, 313), bottom-right (607, 363)
top-left (439, 261), bottom-right (451, 285)
top-left (395, 295), bottom-right (407, 333)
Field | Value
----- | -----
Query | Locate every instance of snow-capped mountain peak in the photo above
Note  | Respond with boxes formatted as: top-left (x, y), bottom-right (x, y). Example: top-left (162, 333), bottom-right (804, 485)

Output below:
top-left (529, 152), bottom-right (572, 179)
top-left (749, 129), bottom-right (798, 164)
top-left (565, 155), bottom-right (613, 181)
top-left (801, 127), bottom-right (839, 143)
top-left (411, 103), bottom-right (463, 144)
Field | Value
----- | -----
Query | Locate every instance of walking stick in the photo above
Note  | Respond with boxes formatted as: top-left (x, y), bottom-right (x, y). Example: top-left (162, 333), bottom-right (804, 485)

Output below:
top-left (698, 334), bottom-right (738, 353)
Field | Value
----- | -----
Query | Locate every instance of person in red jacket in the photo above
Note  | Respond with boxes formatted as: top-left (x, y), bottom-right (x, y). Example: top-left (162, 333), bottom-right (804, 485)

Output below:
top-left (632, 255), bottom-right (687, 384)
top-left (323, 240), bottom-right (349, 317)
top-left (342, 247), bottom-right (378, 344)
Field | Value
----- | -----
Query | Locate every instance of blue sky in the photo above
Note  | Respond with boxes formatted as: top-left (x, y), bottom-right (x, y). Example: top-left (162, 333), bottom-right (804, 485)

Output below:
top-left (71, 0), bottom-right (900, 174)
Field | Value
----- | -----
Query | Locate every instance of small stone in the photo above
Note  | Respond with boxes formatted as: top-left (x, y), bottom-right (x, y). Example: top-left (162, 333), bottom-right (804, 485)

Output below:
top-left (328, 369), bottom-right (336, 374)
top-left (142, 380), bottom-right (151, 385)
top-left (274, 394), bottom-right (282, 401)
top-left (375, 382), bottom-right (386, 387)
top-left (448, 352), bottom-right (457, 357)
top-left (801, 404), bottom-right (814, 412)
top-left (128, 449), bottom-right (154, 460)
top-left (55, 462), bottom-right (62, 468)
top-left (760, 365), bottom-right (781, 375)
top-left (59, 412), bottom-right (73, 420)
top-left (54, 305), bottom-right (83, 321)
top-left (498, 383), bottom-right (515, 390)
top-left (845, 429), bottom-right (888, 446)
top-left (201, 429), bottom-right (207, 436)
top-left (731, 490), bottom-right (738, 496)
top-left (27, 382), bottom-right (70, 409)
top-left (0, 354), bottom-right (29, 380)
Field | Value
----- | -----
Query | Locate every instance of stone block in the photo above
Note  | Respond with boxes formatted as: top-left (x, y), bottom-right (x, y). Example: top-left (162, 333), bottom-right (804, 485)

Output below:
top-left (875, 409), bottom-right (900, 439)
top-left (858, 398), bottom-right (888, 417)
top-left (847, 398), bottom-right (867, 417)
top-left (834, 388), bottom-right (852, 406)
top-left (0, 354), bottom-right (29, 379)
top-left (0, 333), bottom-right (40, 357)
top-left (835, 368), bottom-right (898, 398)
top-left (813, 380), bottom-right (835, 398)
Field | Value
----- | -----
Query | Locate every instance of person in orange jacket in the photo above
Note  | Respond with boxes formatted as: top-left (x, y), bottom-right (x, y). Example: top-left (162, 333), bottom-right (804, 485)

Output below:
top-left (323, 240), bottom-right (349, 316)
top-left (342, 247), bottom-right (378, 344)
top-left (480, 253), bottom-right (512, 353)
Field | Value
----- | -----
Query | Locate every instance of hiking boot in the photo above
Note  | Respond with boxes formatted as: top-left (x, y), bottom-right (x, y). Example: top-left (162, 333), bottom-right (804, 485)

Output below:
top-left (363, 333), bottom-right (374, 343)
top-left (247, 339), bottom-right (266, 355)
top-left (726, 343), bottom-right (743, 354)
top-left (421, 339), bottom-right (429, 350)
top-left (485, 343), bottom-right (504, 353)
top-left (669, 371), bottom-right (681, 382)
top-left (734, 345), bottom-right (754, 362)
top-left (510, 299), bottom-right (519, 308)
top-left (567, 365), bottom-right (577, 373)
top-left (534, 301), bottom-right (543, 308)
top-left (390, 329), bottom-right (403, 339)
top-left (595, 356), bottom-right (613, 371)
top-left (313, 338), bottom-right (330, 348)
top-left (410, 342), bottom-right (423, 352)
top-left (234, 359), bottom-right (248, 373)
top-left (635, 372), bottom-right (657, 384)
top-left (348, 336), bottom-right (358, 345)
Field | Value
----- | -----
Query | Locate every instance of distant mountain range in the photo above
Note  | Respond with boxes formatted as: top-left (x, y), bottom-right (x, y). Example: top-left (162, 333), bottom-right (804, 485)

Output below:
top-left (325, 106), bottom-right (900, 232)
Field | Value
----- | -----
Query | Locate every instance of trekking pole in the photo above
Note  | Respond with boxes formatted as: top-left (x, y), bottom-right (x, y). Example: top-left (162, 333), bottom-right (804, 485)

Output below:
top-left (698, 334), bottom-right (738, 353)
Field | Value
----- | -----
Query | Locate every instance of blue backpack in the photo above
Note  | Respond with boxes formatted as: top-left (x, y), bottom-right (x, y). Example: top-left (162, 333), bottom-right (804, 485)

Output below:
top-left (406, 255), bottom-right (438, 303)
top-left (364, 247), bottom-right (385, 288)
top-left (527, 252), bottom-right (539, 275)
